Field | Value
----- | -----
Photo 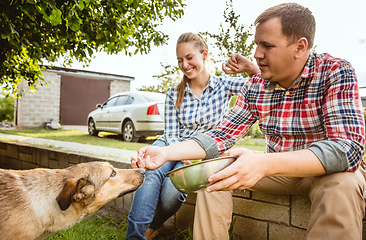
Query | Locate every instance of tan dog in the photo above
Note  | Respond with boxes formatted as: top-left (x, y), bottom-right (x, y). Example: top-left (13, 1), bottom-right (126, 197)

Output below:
top-left (0, 162), bottom-right (145, 240)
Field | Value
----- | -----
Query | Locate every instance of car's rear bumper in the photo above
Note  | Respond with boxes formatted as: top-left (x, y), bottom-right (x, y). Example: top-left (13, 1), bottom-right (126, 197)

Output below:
top-left (136, 130), bottom-right (164, 137)
top-left (135, 120), bottom-right (164, 137)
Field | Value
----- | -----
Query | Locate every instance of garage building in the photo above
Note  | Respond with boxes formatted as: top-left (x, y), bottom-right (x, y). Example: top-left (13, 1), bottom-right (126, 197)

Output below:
top-left (14, 66), bottom-right (134, 128)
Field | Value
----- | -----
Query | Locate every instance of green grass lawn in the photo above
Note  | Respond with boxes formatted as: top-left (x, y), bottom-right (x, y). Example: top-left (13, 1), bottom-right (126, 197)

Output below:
top-left (45, 214), bottom-right (128, 240)
top-left (0, 128), bottom-right (266, 152)
top-left (45, 212), bottom-right (193, 240)
top-left (0, 128), bottom-right (156, 151)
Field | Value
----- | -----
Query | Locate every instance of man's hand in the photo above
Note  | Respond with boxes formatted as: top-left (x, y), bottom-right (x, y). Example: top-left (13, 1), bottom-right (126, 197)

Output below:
top-left (206, 148), bottom-right (266, 192)
top-left (131, 146), bottom-right (169, 170)
top-left (222, 53), bottom-right (260, 77)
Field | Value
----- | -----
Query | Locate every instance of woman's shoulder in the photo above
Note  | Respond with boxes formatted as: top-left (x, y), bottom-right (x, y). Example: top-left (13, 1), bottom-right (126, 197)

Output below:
top-left (166, 84), bottom-right (179, 98)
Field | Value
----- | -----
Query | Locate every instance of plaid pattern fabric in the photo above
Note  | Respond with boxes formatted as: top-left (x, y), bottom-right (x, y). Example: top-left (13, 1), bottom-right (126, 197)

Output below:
top-left (208, 52), bottom-right (365, 172)
top-left (163, 75), bottom-right (247, 145)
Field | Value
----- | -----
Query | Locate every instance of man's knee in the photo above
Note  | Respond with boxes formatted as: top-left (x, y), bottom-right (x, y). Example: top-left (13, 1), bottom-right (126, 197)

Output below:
top-left (312, 169), bottom-right (365, 197)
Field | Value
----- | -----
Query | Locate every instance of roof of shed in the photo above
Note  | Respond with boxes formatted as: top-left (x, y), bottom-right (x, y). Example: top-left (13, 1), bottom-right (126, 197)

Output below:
top-left (42, 65), bottom-right (135, 81)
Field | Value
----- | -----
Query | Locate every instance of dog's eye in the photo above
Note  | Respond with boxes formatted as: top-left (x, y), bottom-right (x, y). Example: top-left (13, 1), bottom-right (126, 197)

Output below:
top-left (110, 170), bottom-right (117, 177)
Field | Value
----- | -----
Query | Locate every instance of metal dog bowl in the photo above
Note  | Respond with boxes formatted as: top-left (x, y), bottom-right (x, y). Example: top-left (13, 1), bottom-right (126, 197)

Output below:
top-left (166, 156), bottom-right (237, 193)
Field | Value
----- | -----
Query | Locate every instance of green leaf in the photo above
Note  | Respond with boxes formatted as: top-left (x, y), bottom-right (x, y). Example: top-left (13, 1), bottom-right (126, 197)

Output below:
top-left (35, 5), bottom-right (46, 15)
top-left (96, 33), bottom-right (103, 40)
top-left (49, 8), bottom-right (62, 26)
top-left (79, 0), bottom-right (85, 10)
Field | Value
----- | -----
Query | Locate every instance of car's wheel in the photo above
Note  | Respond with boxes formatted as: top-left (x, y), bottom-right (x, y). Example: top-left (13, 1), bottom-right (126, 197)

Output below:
top-left (122, 120), bottom-right (139, 142)
top-left (88, 119), bottom-right (99, 136)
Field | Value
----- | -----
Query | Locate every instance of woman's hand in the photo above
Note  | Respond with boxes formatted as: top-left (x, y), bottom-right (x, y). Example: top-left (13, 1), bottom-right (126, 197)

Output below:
top-left (131, 146), bottom-right (169, 170)
top-left (222, 54), bottom-right (260, 77)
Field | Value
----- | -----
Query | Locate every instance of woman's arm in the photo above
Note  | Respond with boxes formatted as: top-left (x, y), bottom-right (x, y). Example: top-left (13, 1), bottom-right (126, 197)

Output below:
top-left (222, 54), bottom-right (260, 76)
top-left (134, 139), bottom-right (206, 170)
top-left (163, 89), bottom-right (182, 145)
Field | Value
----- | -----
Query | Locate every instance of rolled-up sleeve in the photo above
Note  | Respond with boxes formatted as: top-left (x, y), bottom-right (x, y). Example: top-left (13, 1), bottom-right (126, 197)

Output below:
top-left (191, 133), bottom-right (220, 160)
top-left (321, 62), bottom-right (365, 172)
top-left (309, 140), bottom-right (349, 174)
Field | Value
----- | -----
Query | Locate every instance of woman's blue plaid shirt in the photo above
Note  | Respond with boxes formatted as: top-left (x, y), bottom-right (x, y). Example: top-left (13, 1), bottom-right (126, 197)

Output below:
top-left (162, 75), bottom-right (248, 146)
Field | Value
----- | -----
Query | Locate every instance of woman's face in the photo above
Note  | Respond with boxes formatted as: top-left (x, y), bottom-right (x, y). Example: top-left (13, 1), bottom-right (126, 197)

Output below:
top-left (176, 42), bottom-right (207, 80)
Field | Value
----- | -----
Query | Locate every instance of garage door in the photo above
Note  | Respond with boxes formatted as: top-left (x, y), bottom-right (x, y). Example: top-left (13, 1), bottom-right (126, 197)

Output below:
top-left (60, 75), bottom-right (111, 125)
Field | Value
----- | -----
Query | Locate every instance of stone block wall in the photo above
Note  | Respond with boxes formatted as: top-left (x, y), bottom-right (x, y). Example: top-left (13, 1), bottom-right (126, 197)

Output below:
top-left (110, 80), bottom-right (131, 96)
top-left (174, 191), bottom-right (310, 240)
top-left (230, 191), bottom-right (309, 239)
top-left (1, 140), bottom-right (366, 239)
top-left (16, 71), bottom-right (61, 128)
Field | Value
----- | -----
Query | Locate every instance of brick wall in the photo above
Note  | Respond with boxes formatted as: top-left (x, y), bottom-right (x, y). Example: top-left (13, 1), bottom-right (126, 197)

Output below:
top-left (110, 79), bottom-right (131, 96)
top-left (1, 140), bottom-right (365, 239)
top-left (16, 71), bottom-right (61, 128)
top-left (174, 190), bottom-right (310, 239)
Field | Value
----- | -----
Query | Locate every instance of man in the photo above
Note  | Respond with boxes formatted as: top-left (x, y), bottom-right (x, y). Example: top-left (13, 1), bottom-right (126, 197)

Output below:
top-left (133, 3), bottom-right (366, 239)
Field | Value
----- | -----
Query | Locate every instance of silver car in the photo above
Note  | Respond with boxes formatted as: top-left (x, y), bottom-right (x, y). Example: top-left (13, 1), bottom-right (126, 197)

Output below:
top-left (87, 91), bottom-right (165, 142)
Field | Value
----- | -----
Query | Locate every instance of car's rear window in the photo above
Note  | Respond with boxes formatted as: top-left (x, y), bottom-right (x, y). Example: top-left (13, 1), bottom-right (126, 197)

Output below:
top-left (139, 92), bottom-right (165, 102)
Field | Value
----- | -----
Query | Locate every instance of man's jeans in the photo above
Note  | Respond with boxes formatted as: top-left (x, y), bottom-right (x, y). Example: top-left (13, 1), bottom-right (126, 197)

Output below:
top-left (125, 138), bottom-right (187, 239)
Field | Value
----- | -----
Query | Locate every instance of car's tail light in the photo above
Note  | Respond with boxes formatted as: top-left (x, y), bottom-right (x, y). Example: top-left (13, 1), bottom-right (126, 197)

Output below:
top-left (147, 104), bottom-right (160, 115)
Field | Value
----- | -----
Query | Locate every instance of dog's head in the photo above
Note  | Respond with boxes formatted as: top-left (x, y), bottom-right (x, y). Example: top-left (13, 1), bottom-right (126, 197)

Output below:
top-left (56, 162), bottom-right (145, 211)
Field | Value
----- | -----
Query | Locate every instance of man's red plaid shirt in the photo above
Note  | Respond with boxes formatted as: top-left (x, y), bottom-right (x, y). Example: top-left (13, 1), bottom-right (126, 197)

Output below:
top-left (207, 52), bottom-right (365, 172)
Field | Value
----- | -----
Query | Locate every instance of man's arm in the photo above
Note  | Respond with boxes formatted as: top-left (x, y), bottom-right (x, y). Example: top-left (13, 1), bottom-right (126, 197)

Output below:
top-left (206, 148), bottom-right (326, 192)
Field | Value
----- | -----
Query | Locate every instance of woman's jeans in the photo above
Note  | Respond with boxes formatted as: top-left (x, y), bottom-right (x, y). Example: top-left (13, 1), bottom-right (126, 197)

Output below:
top-left (125, 138), bottom-right (187, 239)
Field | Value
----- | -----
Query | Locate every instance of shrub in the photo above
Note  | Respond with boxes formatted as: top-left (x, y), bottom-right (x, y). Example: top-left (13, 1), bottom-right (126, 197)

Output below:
top-left (0, 95), bottom-right (14, 122)
top-left (247, 122), bottom-right (265, 139)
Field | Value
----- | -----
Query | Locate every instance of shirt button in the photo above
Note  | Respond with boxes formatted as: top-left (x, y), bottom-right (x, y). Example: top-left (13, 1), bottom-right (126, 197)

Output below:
top-left (282, 137), bottom-right (286, 141)
top-left (280, 118), bottom-right (284, 122)
top-left (285, 91), bottom-right (290, 95)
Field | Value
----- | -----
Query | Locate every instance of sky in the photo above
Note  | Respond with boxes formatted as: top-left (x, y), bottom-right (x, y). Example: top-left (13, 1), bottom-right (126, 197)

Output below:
top-left (68, 0), bottom-right (366, 89)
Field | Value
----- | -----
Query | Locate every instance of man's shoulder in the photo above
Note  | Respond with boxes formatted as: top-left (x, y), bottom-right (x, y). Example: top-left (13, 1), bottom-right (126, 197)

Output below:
top-left (311, 52), bottom-right (351, 69)
top-left (303, 52), bottom-right (353, 78)
top-left (248, 74), bottom-right (267, 85)
top-left (240, 75), bottom-right (267, 94)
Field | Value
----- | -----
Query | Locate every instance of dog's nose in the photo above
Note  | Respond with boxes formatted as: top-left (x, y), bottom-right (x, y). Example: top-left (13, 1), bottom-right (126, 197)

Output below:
top-left (139, 169), bottom-right (146, 176)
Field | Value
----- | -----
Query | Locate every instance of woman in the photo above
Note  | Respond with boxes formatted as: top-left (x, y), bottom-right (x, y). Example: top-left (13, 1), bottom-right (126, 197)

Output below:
top-left (125, 32), bottom-right (259, 240)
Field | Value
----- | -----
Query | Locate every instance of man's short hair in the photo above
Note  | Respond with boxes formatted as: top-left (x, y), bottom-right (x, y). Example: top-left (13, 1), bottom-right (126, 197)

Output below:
top-left (254, 3), bottom-right (316, 49)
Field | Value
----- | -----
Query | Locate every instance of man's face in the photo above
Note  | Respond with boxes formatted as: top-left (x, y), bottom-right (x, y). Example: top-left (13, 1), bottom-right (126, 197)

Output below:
top-left (254, 17), bottom-right (299, 89)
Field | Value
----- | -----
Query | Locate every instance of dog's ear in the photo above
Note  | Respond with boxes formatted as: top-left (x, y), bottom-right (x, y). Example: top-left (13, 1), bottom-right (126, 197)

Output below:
top-left (57, 177), bottom-right (96, 210)
top-left (73, 178), bottom-right (95, 203)
top-left (57, 178), bottom-right (79, 211)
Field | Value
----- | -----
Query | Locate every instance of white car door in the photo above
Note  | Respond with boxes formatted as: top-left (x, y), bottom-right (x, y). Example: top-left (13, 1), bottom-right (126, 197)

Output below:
top-left (109, 95), bottom-right (133, 131)
top-left (93, 96), bottom-right (118, 130)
